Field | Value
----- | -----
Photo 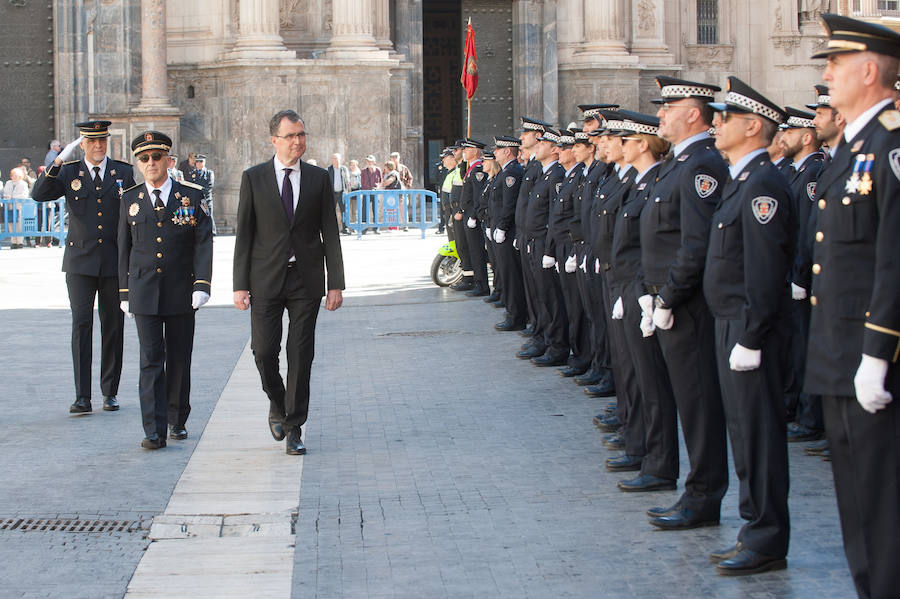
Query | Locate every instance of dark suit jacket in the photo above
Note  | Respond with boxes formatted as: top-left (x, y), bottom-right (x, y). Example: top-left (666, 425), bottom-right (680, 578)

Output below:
top-left (233, 158), bottom-right (345, 298)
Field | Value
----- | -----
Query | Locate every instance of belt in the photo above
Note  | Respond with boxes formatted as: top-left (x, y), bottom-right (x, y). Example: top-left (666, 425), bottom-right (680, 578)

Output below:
top-left (645, 284), bottom-right (662, 294)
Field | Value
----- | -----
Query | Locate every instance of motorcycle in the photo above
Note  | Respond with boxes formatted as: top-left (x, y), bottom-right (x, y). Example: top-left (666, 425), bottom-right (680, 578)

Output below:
top-left (430, 240), bottom-right (463, 287)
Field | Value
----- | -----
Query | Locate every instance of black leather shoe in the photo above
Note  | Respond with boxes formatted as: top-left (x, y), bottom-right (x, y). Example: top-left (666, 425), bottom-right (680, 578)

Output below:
top-left (709, 542), bottom-right (743, 564)
top-left (715, 547), bottom-right (786, 576)
top-left (495, 320), bottom-right (526, 332)
top-left (450, 278), bottom-right (474, 291)
top-left (169, 425), bottom-right (187, 440)
top-left (584, 381), bottom-right (616, 398)
top-left (595, 415), bottom-right (621, 432)
top-left (605, 455), bottom-right (643, 472)
top-left (518, 326), bottom-right (535, 338)
top-left (531, 351), bottom-right (569, 367)
top-left (593, 414), bottom-right (620, 431)
top-left (465, 286), bottom-right (489, 297)
top-left (649, 507), bottom-right (719, 529)
top-left (483, 291), bottom-right (502, 303)
top-left (268, 416), bottom-right (286, 441)
top-left (646, 500), bottom-right (682, 518)
top-left (102, 396), bottom-right (119, 411)
top-left (286, 426), bottom-right (307, 455)
top-left (491, 300), bottom-right (506, 308)
top-left (618, 474), bottom-right (677, 492)
top-left (574, 369), bottom-right (602, 386)
top-left (141, 434), bottom-right (166, 450)
top-left (787, 422), bottom-right (824, 443)
top-left (803, 438), bottom-right (829, 456)
top-left (557, 364), bottom-right (589, 377)
top-left (516, 345), bottom-right (546, 359)
top-left (69, 397), bottom-right (92, 414)
top-left (602, 433), bottom-right (625, 450)
top-left (820, 448), bottom-right (831, 461)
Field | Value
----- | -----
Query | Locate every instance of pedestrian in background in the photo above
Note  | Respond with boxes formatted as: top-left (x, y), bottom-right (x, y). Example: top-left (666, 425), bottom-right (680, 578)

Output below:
top-left (328, 153), bottom-right (352, 235)
top-left (44, 140), bottom-right (61, 169)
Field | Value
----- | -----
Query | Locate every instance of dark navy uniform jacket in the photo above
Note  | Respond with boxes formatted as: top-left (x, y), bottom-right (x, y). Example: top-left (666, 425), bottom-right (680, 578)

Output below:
top-left (806, 105), bottom-right (900, 397)
top-left (702, 152), bottom-right (794, 350)
top-left (786, 151), bottom-right (826, 287)
top-left (460, 162), bottom-right (488, 221)
top-left (190, 168), bottom-right (214, 200)
top-left (31, 158), bottom-right (135, 277)
top-left (546, 163), bottom-right (584, 256)
top-left (492, 159), bottom-right (524, 233)
top-left (514, 159), bottom-right (542, 245)
top-left (525, 162), bottom-right (565, 242)
top-left (610, 164), bottom-right (661, 286)
top-left (570, 160), bottom-right (607, 246)
top-left (640, 136), bottom-right (728, 307)
top-left (117, 179), bottom-right (213, 316)
top-left (590, 165), bottom-right (634, 271)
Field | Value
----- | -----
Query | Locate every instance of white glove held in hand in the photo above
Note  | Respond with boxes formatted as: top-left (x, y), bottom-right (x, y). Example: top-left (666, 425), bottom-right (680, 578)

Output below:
top-left (494, 229), bottom-right (506, 243)
top-left (638, 294), bottom-right (656, 337)
top-left (485, 228), bottom-right (492, 240)
top-left (791, 283), bottom-right (807, 300)
top-left (467, 217), bottom-right (477, 229)
top-left (729, 343), bottom-right (761, 371)
top-left (57, 136), bottom-right (84, 163)
top-left (120, 301), bottom-right (133, 319)
top-left (512, 237), bottom-right (518, 250)
top-left (565, 254), bottom-right (577, 273)
top-left (612, 296), bottom-right (624, 320)
top-left (579, 256), bottom-right (587, 273)
top-left (542, 255), bottom-right (556, 269)
top-left (192, 290), bottom-right (210, 310)
top-left (594, 258), bottom-right (600, 274)
top-left (854, 354), bottom-right (893, 414)
top-left (652, 305), bottom-right (674, 330)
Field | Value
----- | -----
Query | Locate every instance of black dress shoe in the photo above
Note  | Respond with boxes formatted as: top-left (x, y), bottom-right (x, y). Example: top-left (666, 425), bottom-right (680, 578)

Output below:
top-left (646, 499), bottom-right (682, 518)
top-left (820, 448), bottom-right (831, 461)
top-left (531, 351), bottom-right (569, 367)
top-left (268, 415), bottom-right (286, 441)
top-left (557, 364), bottom-right (589, 377)
top-left (483, 291), bottom-right (502, 303)
top-left (286, 426), bottom-right (307, 455)
top-left (618, 473), bottom-right (677, 492)
top-left (709, 541), bottom-right (743, 564)
top-left (141, 434), bottom-right (166, 450)
top-left (593, 414), bottom-right (620, 431)
top-left (465, 286), bottom-right (490, 297)
top-left (169, 426), bottom-right (188, 440)
top-left (602, 434), bottom-right (625, 450)
top-left (450, 277), bottom-right (474, 291)
top-left (595, 415), bottom-right (621, 432)
top-left (518, 326), bottom-right (535, 338)
top-left (649, 507), bottom-right (719, 529)
top-left (715, 547), bottom-right (786, 576)
top-left (584, 381), bottom-right (616, 397)
top-left (803, 438), bottom-right (829, 456)
top-left (495, 320), bottom-right (526, 332)
top-left (516, 345), bottom-right (545, 359)
top-left (605, 454), bottom-right (643, 472)
top-left (102, 396), bottom-right (119, 411)
top-left (786, 422), bottom-right (824, 443)
top-left (69, 397), bottom-right (92, 414)
top-left (574, 369), bottom-right (602, 386)
top-left (491, 301), bottom-right (506, 308)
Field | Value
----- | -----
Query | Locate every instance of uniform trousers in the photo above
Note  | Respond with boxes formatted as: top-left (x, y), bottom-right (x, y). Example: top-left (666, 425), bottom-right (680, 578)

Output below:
top-left (553, 239), bottom-right (590, 369)
top-left (786, 298), bottom-right (823, 430)
top-left (485, 230), bottom-right (501, 294)
top-left (824, 394), bottom-right (900, 599)
top-left (250, 265), bottom-right (322, 431)
top-left (655, 291), bottom-right (728, 514)
top-left (134, 311), bottom-right (194, 438)
top-left (519, 237), bottom-right (540, 338)
top-left (452, 218), bottom-right (473, 275)
top-left (463, 219), bottom-right (489, 290)
top-left (65, 273), bottom-right (123, 400)
top-left (714, 317), bottom-right (790, 557)
top-left (575, 244), bottom-right (612, 375)
top-left (617, 280), bottom-right (679, 480)
top-left (603, 274), bottom-right (645, 458)
top-left (528, 237), bottom-right (568, 355)
top-left (495, 236), bottom-right (527, 325)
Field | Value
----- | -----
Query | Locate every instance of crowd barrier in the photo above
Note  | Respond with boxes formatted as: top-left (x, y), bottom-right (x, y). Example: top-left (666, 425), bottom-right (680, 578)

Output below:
top-left (342, 189), bottom-right (440, 239)
top-left (0, 198), bottom-right (67, 248)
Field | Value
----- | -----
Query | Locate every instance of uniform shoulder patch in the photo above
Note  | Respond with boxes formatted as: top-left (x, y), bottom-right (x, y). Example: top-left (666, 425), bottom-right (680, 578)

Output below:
top-left (751, 196), bottom-right (778, 224)
top-left (806, 182), bottom-right (816, 201)
top-left (555, 182), bottom-right (562, 194)
top-left (878, 110), bottom-right (900, 131)
top-left (888, 148), bottom-right (900, 181)
top-left (475, 172), bottom-right (485, 181)
top-left (695, 174), bottom-right (718, 198)
top-left (180, 181), bottom-right (203, 190)
top-left (505, 176), bottom-right (516, 188)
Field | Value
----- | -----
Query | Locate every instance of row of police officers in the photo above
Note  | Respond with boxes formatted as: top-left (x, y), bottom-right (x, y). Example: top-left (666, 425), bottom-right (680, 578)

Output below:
top-left (439, 13), bottom-right (899, 596)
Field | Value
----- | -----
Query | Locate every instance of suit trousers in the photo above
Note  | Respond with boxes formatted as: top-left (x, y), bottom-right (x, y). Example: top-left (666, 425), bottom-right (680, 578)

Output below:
top-left (452, 218), bottom-right (472, 274)
top-left (824, 394), bottom-right (900, 599)
top-left (529, 237), bottom-right (568, 355)
top-left (250, 265), bottom-right (321, 430)
top-left (495, 236), bottom-right (527, 325)
top-left (715, 317), bottom-right (790, 557)
top-left (786, 298), bottom-right (824, 430)
top-left (656, 291), bottom-right (728, 514)
top-left (604, 276), bottom-right (645, 458)
top-left (485, 231), bottom-right (501, 294)
top-left (519, 237), bottom-right (540, 337)
top-left (619, 281), bottom-right (679, 481)
top-left (575, 245), bottom-right (612, 374)
top-left (65, 273), bottom-right (123, 400)
top-left (554, 239), bottom-right (590, 369)
top-left (134, 311), bottom-right (195, 438)
top-left (463, 219), bottom-right (489, 289)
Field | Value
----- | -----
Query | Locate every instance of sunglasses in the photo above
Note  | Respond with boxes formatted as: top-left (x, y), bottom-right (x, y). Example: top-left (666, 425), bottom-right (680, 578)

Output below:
top-left (719, 112), bottom-right (756, 124)
top-left (138, 152), bottom-right (165, 163)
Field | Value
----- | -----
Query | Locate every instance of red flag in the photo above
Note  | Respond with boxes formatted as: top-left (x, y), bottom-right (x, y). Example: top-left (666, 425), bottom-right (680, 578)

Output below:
top-left (460, 19), bottom-right (478, 100)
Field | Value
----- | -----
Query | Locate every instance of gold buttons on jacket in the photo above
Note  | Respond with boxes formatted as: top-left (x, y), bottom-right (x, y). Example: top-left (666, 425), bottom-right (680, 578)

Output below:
top-left (156, 237), bottom-right (162, 243)
top-left (156, 252), bottom-right (163, 258)
top-left (97, 199), bottom-right (102, 204)
top-left (818, 199), bottom-right (826, 210)
top-left (842, 197), bottom-right (851, 205)
top-left (812, 264), bottom-right (821, 275)
top-left (157, 222), bottom-right (163, 228)
top-left (156, 267), bottom-right (162, 273)
top-left (97, 224), bottom-right (102, 230)
top-left (717, 223), bottom-right (723, 229)
top-left (816, 231), bottom-right (824, 242)
top-left (810, 296), bottom-right (818, 306)
top-left (98, 239), bottom-right (103, 244)
top-left (97, 211), bottom-right (102, 217)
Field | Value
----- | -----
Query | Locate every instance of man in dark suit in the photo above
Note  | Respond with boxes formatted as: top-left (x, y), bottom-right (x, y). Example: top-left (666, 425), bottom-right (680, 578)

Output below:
top-left (31, 120), bottom-right (136, 414)
top-left (118, 131), bottom-right (213, 449)
top-left (233, 109), bottom-right (345, 455)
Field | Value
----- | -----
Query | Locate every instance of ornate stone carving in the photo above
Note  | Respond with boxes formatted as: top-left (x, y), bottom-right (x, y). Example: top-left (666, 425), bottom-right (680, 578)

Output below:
top-left (774, 5), bottom-right (783, 32)
top-left (683, 42), bottom-right (735, 69)
top-left (280, 0), bottom-right (302, 27)
top-left (800, 0), bottom-right (830, 24)
top-left (772, 34), bottom-right (802, 57)
top-left (637, 0), bottom-right (656, 35)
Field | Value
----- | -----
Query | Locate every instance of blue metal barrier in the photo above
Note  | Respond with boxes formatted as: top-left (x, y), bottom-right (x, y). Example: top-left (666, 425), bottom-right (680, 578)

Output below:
top-left (0, 197), bottom-right (67, 248)
top-left (342, 189), bottom-right (440, 239)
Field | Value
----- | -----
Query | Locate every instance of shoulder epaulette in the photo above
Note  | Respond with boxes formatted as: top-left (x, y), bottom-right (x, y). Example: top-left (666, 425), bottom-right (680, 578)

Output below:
top-left (63, 160), bottom-right (80, 166)
top-left (180, 180), bottom-right (203, 191)
top-left (122, 183), bottom-right (142, 193)
top-left (112, 158), bottom-right (133, 166)
top-left (878, 110), bottom-right (900, 131)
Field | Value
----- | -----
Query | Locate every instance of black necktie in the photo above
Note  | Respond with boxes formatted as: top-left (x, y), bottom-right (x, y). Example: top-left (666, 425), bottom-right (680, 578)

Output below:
top-left (92, 166), bottom-right (102, 191)
top-left (153, 189), bottom-right (164, 221)
top-left (282, 168), bottom-right (294, 221)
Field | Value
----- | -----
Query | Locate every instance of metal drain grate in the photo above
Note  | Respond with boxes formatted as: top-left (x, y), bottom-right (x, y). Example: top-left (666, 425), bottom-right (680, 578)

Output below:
top-left (0, 518), bottom-right (142, 533)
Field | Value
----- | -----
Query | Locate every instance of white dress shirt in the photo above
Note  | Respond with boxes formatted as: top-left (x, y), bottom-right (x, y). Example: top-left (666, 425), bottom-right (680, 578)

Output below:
top-left (274, 155), bottom-right (301, 211)
top-left (145, 177), bottom-right (173, 208)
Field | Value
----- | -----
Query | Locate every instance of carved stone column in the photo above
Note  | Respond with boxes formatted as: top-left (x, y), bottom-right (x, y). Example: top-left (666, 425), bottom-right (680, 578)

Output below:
top-left (221, 0), bottom-right (295, 60)
top-left (133, 0), bottom-right (178, 113)
top-left (581, 0), bottom-right (632, 56)
top-left (328, 0), bottom-right (390, 59)
top-left (630, 0), bottom-right (674, 64)
top-left (373, 0), bottom-right (393, 51)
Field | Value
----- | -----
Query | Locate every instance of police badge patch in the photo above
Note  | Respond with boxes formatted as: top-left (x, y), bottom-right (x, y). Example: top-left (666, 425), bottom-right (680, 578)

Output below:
top-left (806, 182), bottom-right (816, 201)
top-left (751, 196), bottom-right (778, 224)
top-left (128, 202), bottom-right (140, 217)
top-left (475, 172), bottom-right (485, 181)
top-left (506, 176), bottom-right (515, 188)
top-left (889, 148), bottom-right (900, 181)
top-left (555, 182), bottom-right (562, 194)
top-left (71, 179), bottom-right (82, 192)
top-left (695, 174), bottom-right (717, 198)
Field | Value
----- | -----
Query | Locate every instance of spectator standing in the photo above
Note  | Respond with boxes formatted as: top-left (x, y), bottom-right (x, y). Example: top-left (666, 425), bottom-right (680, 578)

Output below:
top-left (390, 151), bottom-right (413, 188)
top-left (347, 159), bottom-right (362, 227)
top-left (327, 153), bottom-right (352, 234)
top-left (44, 140), bottom-right (61, 169)
top-left (190, 155), bottom-right (216, 235)
top-left (167, 154), bottom-right (185, 182)
top-left (360, 155), bottom-right (382, 234)
top-left (178, 152), bottom-right (195, 177)
top-left (4, 167), bottom-right (30, 248)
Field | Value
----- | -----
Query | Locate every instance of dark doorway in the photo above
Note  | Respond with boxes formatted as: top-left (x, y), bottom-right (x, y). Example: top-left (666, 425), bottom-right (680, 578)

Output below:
top-left (423, 1), bottom-right (462, 190)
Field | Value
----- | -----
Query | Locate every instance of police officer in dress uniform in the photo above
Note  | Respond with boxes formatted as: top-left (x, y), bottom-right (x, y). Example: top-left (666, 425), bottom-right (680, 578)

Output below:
top-left (118, 131), bottom-right (213, 449)
top-left (491, 136), bottom-right (527, 331)
top-left (190, 154), bottom-right (216, 235)
top-left (449, 141), bottom-right (475, 292)
top-left (806, 15), bottom-right (900, 598)
top-left (479, 150), bottom-right (504, 305)
top-left (639, 78), bottom-right (730, 529)
top-left (459, 139), bottom-right (491, 297)
top-left (704, 77), bottom-right (793, 576)
top-left (31, 121), bottom-right (136, 414)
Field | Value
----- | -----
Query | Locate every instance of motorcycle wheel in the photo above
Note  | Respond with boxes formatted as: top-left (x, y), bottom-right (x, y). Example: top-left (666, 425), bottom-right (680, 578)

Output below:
top-left (431, 253), bottom-right (462, 287)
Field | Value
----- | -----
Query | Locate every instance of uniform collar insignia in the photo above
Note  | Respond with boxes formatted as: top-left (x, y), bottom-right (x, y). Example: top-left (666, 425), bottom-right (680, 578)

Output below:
top-left (110, 169), bottom-right (116, 176)
top-left (851, 140), bottom-right (864, 153)
top-left (738, 171), bottom-right (750, 182)
top-left (677, 154), bottom-right (689, 162)
top-left (138, 191), bottom-right (144, 199)
top-left (78, 171), bottom-right (85, 177)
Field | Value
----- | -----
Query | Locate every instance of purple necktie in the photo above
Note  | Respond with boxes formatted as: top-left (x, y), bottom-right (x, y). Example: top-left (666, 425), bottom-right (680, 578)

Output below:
top-left (282, 168), bottom-right (294, 222)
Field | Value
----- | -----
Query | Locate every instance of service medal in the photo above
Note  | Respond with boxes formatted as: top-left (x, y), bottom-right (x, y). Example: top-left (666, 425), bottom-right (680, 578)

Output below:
top-left (128, 202), bottom-right (140, 217)
top-left (71, 179), bottom-right (82, 191)
top-left (182, 197), bottom-right (191, 207)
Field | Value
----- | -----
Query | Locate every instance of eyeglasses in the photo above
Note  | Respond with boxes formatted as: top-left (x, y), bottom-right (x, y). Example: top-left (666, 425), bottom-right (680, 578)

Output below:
top-left (660, 102), bottom-right (693, 112)
top-left (137, 152), bottom-right (165, 163)
top-left (620, 136), bottom-right (643, 143)
top-left (719, 112), bottom-right (756, 124)
top-left (274, 132), bottom-right (308, 141)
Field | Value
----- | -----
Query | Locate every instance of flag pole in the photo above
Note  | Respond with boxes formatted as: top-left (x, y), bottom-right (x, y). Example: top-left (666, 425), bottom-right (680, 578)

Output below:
top-left (466, 16), bottom-right (472, 138)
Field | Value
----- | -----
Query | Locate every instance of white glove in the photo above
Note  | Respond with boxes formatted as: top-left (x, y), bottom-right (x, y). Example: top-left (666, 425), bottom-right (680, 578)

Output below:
top-left (467, 217), bottom-right (477, 229)
top-left (729, 343), bottom-right (761, 371)
top-left (565, 254), bottom-right (577, 273)
top-left (594, 258), bottom-right (600, 274)
top-left (854, 354), bottom-right (893, 414)
top-left (579, 256), bottom-right (587, 273)
top-left (652, 303), bottom-right (674, 330)
top-left (57, 136), bottom-right (84, 163)
top-left (494, 229), bottom-right (506, 243)
top-left (192, 290), bottom-right (210, 310)
top-left (638, 294), bottom-right (656, 337)
top-left (512, 237), bottom-right (518, 250)
top-left (791, 283), bottom-right (808, 300)
top-left (485, 227), bottom-right (492, 240)
top-left (542, 255), bottom-right (556, 269)
top-left (119, 301), bottom-right (134, 319)
top-left (612, 296), bottom-right (624, 320)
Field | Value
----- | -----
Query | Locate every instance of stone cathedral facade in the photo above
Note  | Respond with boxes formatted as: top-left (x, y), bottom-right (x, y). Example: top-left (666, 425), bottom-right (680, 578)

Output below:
top-left (2, 0), bottom-right (896, 226)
